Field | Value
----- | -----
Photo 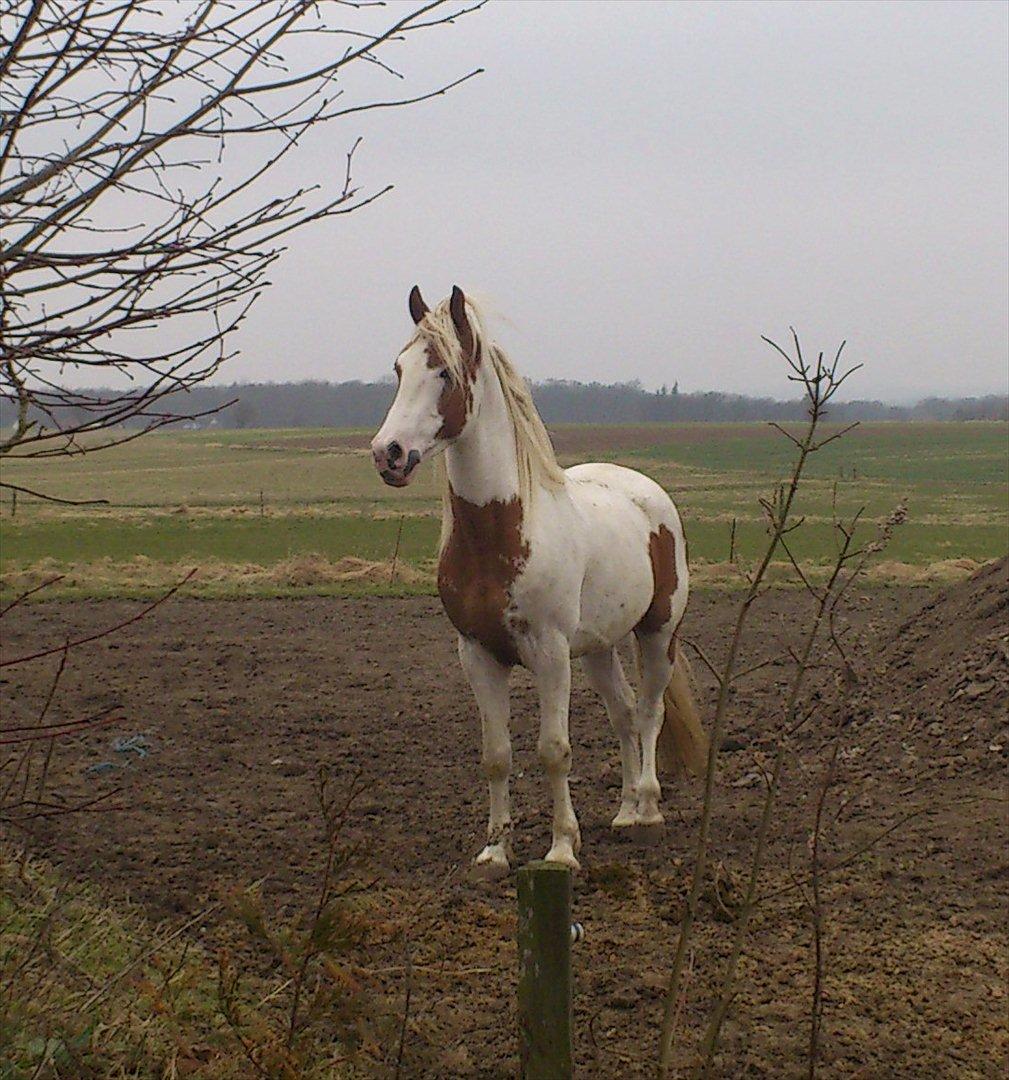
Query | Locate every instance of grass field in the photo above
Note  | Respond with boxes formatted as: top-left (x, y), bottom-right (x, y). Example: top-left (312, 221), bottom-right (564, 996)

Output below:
top-left (2, 422), bottom-right (1006, 597)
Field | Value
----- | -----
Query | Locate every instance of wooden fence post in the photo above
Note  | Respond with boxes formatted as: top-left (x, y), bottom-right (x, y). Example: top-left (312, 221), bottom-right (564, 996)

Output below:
top-left (517, 860), bottom-right (573, 1079)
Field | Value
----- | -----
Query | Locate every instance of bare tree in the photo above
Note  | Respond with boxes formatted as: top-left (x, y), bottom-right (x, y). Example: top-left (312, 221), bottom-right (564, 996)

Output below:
top-left (0, 0), bottom-right (482, 486)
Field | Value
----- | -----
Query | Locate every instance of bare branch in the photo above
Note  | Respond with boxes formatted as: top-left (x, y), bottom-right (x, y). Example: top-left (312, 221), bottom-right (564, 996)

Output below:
top-left (0, 0), bottom-right (484, 493)
top-left (0, 481), bottom-right (109, 506)
top-left (1, 567), bottom-right (198, 667)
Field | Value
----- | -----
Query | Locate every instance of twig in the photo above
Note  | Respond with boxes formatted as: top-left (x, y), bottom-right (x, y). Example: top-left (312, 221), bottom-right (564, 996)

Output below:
top-left (806, 736), bottom-right (838, 1079)
top-left (394, 949), bottom-right (413, 1079)
top-left (658, 330), bottom-right (859, 1076)
top-left (690, 504), bottom-right (906, 1078)
top-left (0, 575), bottom-right (65, 618)
top-left (0, 482), bottom-right (108, 506)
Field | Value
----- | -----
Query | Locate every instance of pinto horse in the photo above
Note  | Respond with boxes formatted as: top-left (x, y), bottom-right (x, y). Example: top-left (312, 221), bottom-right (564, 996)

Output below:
top-left (371, 286), bottom-right (707, 876)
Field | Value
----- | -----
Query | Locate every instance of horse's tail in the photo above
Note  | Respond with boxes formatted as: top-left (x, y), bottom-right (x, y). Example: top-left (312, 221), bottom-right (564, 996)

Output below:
top-left (657, 647), bottom-right (709, 778)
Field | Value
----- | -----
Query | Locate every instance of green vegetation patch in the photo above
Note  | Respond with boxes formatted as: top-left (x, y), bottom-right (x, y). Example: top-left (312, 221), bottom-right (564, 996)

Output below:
top-left (3, 515), bottom-right (1004, 586)
top-left (0, 847), bottom-right (391, 1078)
top-left (0, 850), bottom-right (241, 1079)
top-left (626, 421), bottom-right (1008, 485)
top-left (1, 514), bottom-right (439, 569)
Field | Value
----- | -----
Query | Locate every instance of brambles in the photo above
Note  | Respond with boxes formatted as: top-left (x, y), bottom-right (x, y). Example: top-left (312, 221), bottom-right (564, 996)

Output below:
top-left (216, 768), bottom-right (394, 1077)
top-left (1, 768), bottom-right (390, 1079)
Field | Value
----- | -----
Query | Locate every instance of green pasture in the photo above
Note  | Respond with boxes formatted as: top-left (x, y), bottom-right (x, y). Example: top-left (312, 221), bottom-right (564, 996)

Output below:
top-left (2, 514), bottom-right (440, 568)
top-left (0, 427), bottom-right (440, 510)
top-left (629, 421), bottom-right (1008, 484)
top-left (1, 422), bottom-right (1005, 597)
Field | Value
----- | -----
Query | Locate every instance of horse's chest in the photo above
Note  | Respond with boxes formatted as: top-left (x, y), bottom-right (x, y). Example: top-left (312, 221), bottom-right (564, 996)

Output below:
top-left (438, 562), bottom-right (521, 665)
top-left (437, 493), bottom-right (530, 667)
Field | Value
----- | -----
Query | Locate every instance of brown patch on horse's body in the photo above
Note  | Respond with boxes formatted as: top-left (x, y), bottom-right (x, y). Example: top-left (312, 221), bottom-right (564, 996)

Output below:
top-left (438, 488), bottom-right (529, 667)
top-left (424, 340), bottom-right (480, 441)
top-left (436, 377), bottom-right (471, 440)
top-left (636, 524), bottom-right (679, 638)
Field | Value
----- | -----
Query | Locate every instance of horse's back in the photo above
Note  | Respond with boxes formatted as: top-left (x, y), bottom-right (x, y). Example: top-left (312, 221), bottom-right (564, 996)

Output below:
top-left (565, 462), bottom-right (682, 533)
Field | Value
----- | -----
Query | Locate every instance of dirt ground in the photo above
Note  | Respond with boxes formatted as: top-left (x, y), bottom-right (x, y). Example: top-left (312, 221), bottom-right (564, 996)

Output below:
top-left (4, 579), bottom-right (1007, 1078)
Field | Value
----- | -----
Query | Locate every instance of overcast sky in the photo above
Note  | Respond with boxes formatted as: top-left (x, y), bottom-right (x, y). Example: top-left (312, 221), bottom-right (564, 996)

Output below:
top-left (228, 0), bottom-right (1008, 402)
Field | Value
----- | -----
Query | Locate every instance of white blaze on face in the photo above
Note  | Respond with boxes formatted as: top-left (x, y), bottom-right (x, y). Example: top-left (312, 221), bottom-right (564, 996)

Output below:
top-left (371, 338), bottom-right (446, 487)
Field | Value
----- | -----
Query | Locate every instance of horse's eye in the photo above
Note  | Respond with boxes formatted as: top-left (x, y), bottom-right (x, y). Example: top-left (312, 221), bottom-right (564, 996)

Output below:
top-left (438, 368), bottom-right (452, 383)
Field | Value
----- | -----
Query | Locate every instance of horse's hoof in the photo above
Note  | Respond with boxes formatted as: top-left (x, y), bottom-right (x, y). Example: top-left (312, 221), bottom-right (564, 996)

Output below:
top-left (543, 847), bottom-right (581, 872)
top-left (469, 848), bottom-right (510, 882)
top-left (611, 809), bottom-right (639, 829)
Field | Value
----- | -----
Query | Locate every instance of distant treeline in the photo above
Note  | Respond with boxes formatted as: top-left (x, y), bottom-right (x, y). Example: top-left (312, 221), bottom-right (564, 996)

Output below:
top-left (4, 379), bottom-right (1007, 432)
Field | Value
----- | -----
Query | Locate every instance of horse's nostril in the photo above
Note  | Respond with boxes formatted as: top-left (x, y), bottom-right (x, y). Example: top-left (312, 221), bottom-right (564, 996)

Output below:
top-left (387, 440), bottom-right (403, 465)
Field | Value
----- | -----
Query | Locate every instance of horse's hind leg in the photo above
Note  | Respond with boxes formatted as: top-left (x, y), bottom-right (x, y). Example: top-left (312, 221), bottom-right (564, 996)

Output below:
top-left (634, 629), bottom-right (675, 827)
top-left (458, 636), bottom-right (513, 879)
top-left (582, 648), bottom-right (640, 828)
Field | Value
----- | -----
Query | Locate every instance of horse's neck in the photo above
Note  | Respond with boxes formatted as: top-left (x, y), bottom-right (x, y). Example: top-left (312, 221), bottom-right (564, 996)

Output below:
top-left (445, 367), bottom-right (520, 506)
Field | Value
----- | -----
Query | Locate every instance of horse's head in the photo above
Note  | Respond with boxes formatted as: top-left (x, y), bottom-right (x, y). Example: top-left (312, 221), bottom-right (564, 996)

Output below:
top-left (371, 285), bottom-right (481, 487)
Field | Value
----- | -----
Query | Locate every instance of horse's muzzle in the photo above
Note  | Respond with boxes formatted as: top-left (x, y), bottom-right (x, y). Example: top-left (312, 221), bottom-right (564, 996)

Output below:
top-left (376, 447), bottom-right (421, 487)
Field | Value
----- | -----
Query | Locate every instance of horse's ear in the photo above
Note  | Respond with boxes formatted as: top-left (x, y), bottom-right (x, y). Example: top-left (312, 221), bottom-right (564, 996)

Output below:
top-left (449, 285), bottom-right (474, 358)
top-left (408, 285), bottom-right (429, 325)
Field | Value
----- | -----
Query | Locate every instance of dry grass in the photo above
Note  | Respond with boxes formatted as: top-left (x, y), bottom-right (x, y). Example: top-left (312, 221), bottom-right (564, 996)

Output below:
top-left (0, 846), bottom-right (244, 1079)
top-left (657, 557), bottom-right (983, 589)
top-left (865, 556), bottom-right (983, 583)
top-left (0, 843), bottom-right (390, 1079)
top-left (1, 555), bottom-right (984, 600)
top-left (0, 553), bottom-right (435, 598)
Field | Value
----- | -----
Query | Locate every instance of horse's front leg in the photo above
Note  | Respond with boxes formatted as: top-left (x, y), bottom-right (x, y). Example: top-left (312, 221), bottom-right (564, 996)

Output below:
top-left (458, 636), bottom-right (513, 879)
top-left (529, 631), bottom-right (581, 869)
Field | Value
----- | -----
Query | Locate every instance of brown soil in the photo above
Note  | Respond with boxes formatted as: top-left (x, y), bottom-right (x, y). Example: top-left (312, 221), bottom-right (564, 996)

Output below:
top-left (4, 576), bottom-right (1006, 1078)
top-left (240, 433), bottom-right (369, 451)
top-left (810, 557), bottom-right (1008, 780)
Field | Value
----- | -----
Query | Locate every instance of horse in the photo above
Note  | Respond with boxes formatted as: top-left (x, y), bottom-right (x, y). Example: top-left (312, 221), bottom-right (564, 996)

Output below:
top-left (371, 286), bottom-right (708, 876)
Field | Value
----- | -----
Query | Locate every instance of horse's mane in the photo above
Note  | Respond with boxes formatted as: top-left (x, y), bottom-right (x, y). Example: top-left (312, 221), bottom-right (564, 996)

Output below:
top-left (417, 296), bottom-right (565, 510)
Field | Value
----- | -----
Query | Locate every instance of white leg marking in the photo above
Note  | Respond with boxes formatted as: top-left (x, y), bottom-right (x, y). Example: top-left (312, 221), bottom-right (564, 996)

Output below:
top-left (635, 631), bottom-right (674, 827)
top-left (583, 648), bottom-right (640, 828)
top-left (530, 631), bottom-right (581, 869)
top-left (458, 636), bottom-right (513, 877)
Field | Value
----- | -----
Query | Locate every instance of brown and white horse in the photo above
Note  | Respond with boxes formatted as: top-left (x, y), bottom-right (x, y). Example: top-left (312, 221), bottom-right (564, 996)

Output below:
top-left (371, 287), bottom-right (707, 876)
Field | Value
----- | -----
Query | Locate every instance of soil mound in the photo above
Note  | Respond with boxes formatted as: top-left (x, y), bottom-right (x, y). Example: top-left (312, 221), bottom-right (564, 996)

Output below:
top-left (821, 556), bottom-right (1008, 780)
